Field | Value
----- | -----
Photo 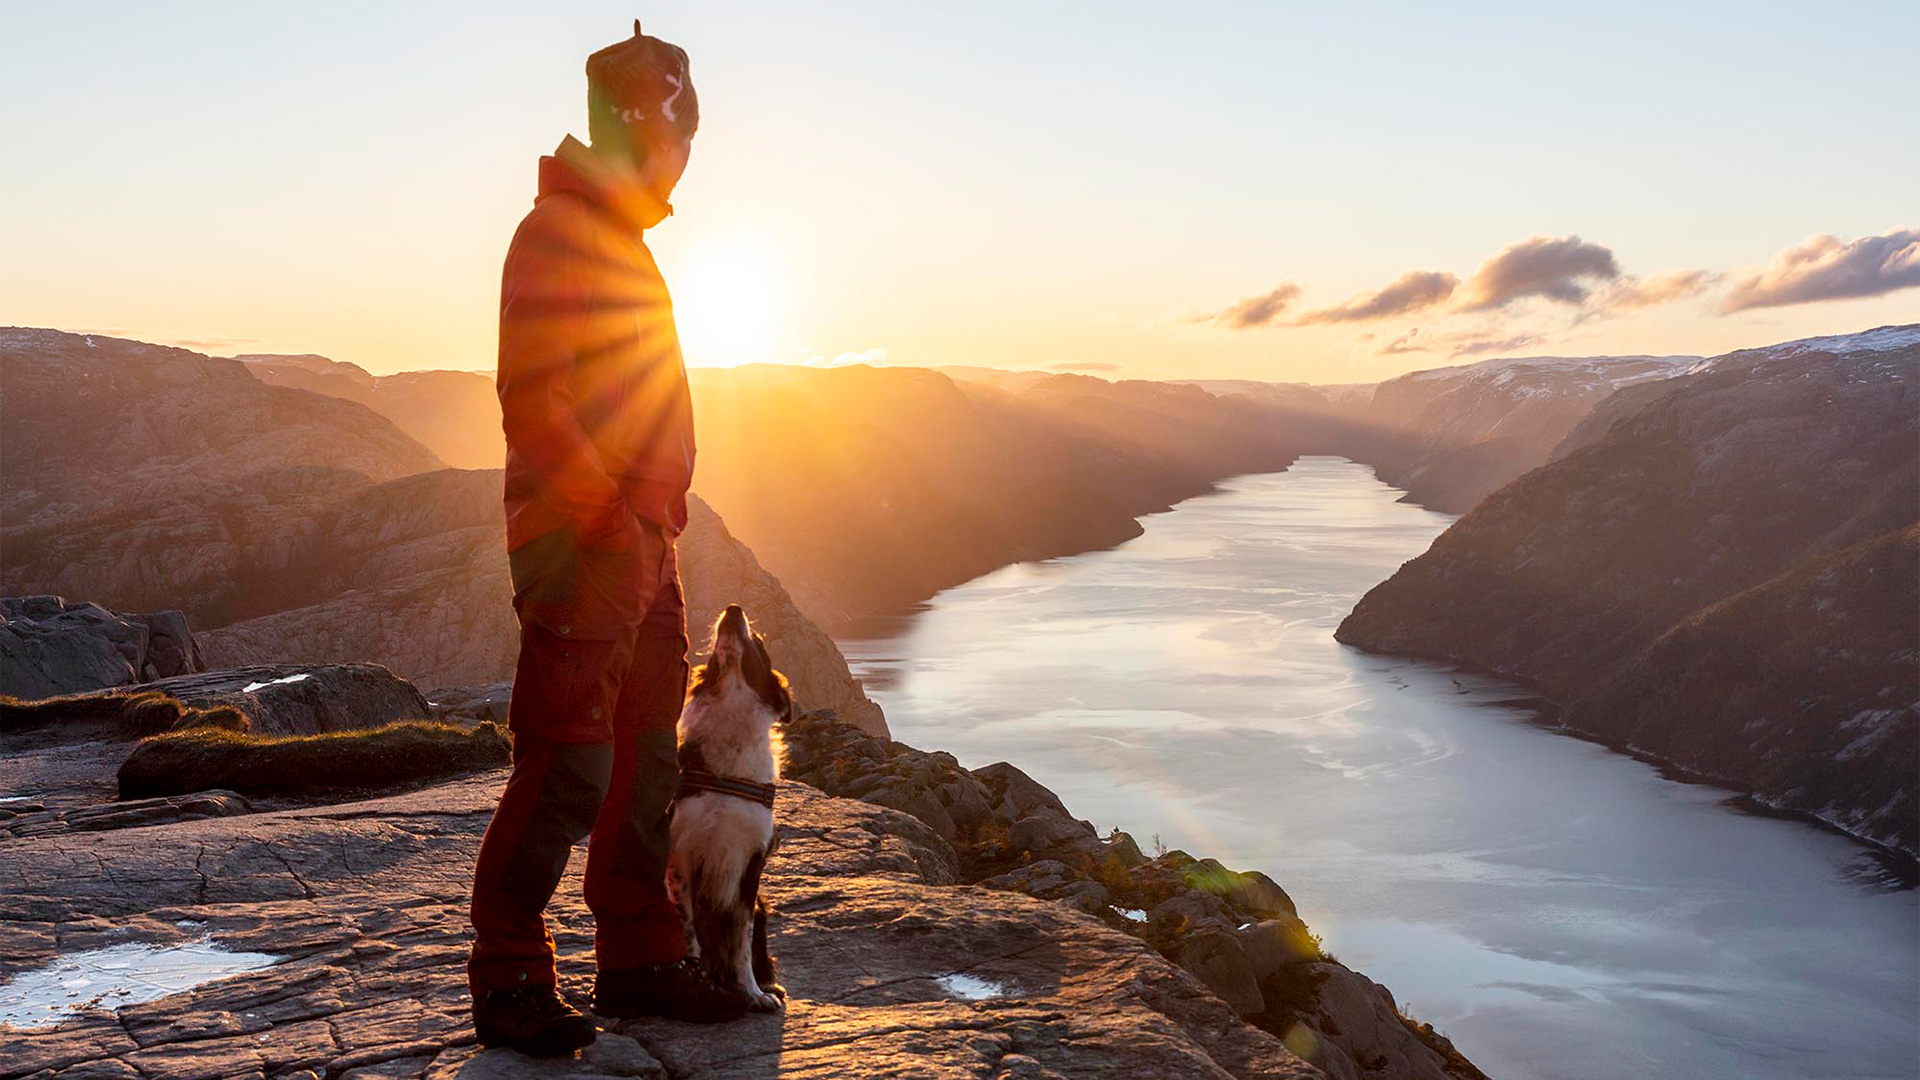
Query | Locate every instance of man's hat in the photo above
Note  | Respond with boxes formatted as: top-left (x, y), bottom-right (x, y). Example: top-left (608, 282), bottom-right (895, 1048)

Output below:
top-left (586, 19), bottom-right (699, 143)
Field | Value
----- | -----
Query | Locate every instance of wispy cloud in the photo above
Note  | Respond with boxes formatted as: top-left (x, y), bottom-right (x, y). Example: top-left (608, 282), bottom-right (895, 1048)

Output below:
top-left (1595, 268), bottom-right (1719, 312)
top-left (804, 347), bottom-right (888, 367)
top-left (166, 335), bottom-right (263, 352)
top-left (1199, 282), bottom-right (1303, 329)
top-left (1458, 235), bottom-right (1619, 310)
top-left (1721, 228), bottom-right (1920, 312)
top-left (1450, 332), bottom-right (1543, 357)
top-left (1378, 328), bottom-right (1426, 355)
top-left (1297, 271), bottom-right (1458, 324)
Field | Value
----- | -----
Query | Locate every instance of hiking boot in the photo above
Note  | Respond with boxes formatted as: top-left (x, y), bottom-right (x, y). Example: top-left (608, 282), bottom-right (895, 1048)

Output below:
top-left (593, 957), bottom-right (751, 1023)
top-left (472, 984), bottom-right (598, 1056)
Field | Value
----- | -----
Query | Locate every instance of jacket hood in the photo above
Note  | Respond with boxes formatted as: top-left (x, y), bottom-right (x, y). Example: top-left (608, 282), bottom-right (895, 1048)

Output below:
top-left (536, 135), bottom-right (672, 233)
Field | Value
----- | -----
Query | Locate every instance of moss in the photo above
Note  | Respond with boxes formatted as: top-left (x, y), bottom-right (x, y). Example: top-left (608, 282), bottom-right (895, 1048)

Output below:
top-left (118, 720), bottom-right (511, 799)
top-left (1, 689), bottom-right (253, 738)
top-left (3, 688), bottom-right (185, 735)
top-left (175, 704), bottom-right (249, 733)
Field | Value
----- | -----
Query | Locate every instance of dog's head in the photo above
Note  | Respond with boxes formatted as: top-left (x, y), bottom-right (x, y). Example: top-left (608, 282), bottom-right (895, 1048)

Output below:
top-left (691, 604), bottom-right (794, 723)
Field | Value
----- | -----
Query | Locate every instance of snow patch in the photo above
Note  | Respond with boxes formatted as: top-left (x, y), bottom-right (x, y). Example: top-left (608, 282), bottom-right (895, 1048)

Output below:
top-left (240, 672), bottom-right (312, 694)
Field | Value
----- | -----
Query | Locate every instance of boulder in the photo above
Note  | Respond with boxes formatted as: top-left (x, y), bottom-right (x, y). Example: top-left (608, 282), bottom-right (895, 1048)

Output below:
top-left (1177, 930), bottom-right (1266, 1019)
top-left (0, 597), bottom-right (205, 700)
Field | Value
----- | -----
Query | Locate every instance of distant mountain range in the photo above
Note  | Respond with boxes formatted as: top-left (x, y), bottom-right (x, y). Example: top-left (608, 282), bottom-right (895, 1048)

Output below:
top-left (691, 365), bottom-right (1303, 624)
top-left (0, 329), bottom-right (883, 733)
top-left (236, 353), bottom-right (504, 470)
top-left (1338, 326), bottom-right (1920, 854)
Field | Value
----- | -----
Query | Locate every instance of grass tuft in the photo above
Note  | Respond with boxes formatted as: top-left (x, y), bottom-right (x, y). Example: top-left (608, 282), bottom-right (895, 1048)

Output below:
top-left (1, 689), bottom-right (248, 737)
top-left (118, 720), bottom-right (511, 799)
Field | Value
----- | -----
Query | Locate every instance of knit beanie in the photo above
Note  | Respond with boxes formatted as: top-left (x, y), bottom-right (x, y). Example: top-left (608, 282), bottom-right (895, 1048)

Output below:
top-left (586, 19), bottom-right (699, 153)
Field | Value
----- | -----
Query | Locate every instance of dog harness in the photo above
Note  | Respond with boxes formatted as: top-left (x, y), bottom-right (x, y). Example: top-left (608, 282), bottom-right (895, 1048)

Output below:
top-left (677, 768), bottom-right (775, 810)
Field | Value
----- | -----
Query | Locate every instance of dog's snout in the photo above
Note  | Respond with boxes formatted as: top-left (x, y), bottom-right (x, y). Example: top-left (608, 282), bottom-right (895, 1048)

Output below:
top-left (715, 603), bottom-right (750, 644)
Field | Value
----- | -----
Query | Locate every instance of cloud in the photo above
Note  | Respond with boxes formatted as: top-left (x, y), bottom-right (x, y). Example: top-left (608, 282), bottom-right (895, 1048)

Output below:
top-left (1049, 361), bottom-right (1120, 372)
top-left (165, 335), bottom-right (262, 351)
top-left (804, 347), bottom-right (887, 367)
top-left (1204, 282), bottom-right (1303, 329)
top-left (1721, 228), bottom-right (1920, 312)
top-left (1451, 332), bottom-right (1543, 357)
top-left (1574, 268), bottom-right (1722, 324)
top-left (1596, 268), bottom-right (1719, 312)
top-left (1297, 271), bottom-right (1458, 324)
top-left (1458, 235), bottom-right (1620, 310)
top-left (1378, 328), bottom-right (1427, 355)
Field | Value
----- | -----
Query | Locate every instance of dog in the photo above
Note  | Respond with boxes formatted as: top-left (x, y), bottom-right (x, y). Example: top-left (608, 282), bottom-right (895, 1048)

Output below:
top-left (668, 604), bottom-right (790, 1013)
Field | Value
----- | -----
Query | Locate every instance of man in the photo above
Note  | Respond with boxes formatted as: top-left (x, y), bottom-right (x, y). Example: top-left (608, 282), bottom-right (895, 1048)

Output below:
top-left (468, 20), bottom-right (748, 1057)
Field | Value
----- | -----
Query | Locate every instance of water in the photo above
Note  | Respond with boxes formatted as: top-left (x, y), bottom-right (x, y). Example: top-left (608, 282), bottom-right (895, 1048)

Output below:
top-left (935, 973), bottom-right (1011, 1000)
top-left (835, 457), bottom-right (1920, 1080)
top-left (0, 936), bottom-right (283, 1030)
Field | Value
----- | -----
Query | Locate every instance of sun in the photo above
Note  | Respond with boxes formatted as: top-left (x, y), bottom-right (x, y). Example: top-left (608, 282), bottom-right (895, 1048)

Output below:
top-left (670, 234), bottom-right (784, 368)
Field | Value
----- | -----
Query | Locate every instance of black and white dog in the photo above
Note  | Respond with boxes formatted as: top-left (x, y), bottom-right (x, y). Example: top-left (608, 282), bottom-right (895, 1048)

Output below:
top-left (669, 604), bottom-right (788, 1013)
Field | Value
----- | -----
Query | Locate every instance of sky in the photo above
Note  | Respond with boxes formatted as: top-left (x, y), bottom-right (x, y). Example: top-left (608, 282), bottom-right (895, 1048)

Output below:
top-left (3, 0), bottom-right (1916, 383)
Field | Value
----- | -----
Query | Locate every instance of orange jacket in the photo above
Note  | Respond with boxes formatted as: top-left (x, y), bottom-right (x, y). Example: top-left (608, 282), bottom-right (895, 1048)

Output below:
top-left (497, 136), bottom-right (696, 552)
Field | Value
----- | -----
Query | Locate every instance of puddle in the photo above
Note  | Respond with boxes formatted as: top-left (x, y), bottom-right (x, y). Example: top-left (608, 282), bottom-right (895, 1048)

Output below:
top-left (241, 672), bottom-right (312, 694)
top-left (935, 973), bottom-right (1011, 1001)
top-left (0, 938), bottom-right (284, 1030)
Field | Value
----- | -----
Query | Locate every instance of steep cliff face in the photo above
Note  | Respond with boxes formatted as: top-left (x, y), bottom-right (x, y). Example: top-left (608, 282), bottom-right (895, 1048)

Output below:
top-left (1570, 526), bottom-right (1917, 841)
top-left (1338, 327), bottom-right (1920, 852)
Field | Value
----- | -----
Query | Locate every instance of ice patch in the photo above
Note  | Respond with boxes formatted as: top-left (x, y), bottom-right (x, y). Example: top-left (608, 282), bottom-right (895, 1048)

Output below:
top-left (241, 672), bottom-right (312, 694)
top-left (1114, 907), bottom-right (1148, 923)
top-left (935, 973), bottom-right (1010, 1001)
top-left (0, 938), bottom-right (283, 1031)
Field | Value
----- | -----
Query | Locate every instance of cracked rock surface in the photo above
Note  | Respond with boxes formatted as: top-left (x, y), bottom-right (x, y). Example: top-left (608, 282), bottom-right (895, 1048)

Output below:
top-left (1, 773), bottom-right (1325, 1079)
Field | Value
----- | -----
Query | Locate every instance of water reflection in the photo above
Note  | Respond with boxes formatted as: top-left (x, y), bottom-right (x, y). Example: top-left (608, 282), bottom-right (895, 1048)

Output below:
top-left (0, 937), bottom-right (283, 1030)
top-left (836, 457), bottom-right (1920, 1080)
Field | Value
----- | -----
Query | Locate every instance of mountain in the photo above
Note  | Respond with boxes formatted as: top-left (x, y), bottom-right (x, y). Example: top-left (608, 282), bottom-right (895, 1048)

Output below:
top-left (0, 329), bottom-right (444, 531)
top-left (1338, 326), bottom-right (1920, 853)
top-left (237, 352), bottom-right (504, 469)
top-left (688, 364), bottom-right (1302, 625)
top-left (224, 354), bottom-right (1309, 628)
top-left (188, 470), bottom-right (887, 734)
top-left (1347, 353), bottom-right (1698, 512)
top-left (0, 330), bottom-right (884, 733)
top-left (1179, 355), bottom-right (1702, 514)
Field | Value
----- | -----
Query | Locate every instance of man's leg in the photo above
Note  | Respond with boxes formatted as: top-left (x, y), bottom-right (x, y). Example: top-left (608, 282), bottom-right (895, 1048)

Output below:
top-left (584, 559), bottom-right (690, 969)
top-left (468, 619), bottom-right (635, 1053)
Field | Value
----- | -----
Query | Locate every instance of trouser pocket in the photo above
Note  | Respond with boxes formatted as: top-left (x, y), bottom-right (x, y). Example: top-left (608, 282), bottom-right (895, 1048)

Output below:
top-left (508, 623), bottom-right (636, 744)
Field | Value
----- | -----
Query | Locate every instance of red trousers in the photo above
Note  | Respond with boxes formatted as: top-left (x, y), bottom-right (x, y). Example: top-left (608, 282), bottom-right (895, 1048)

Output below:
top-left (468, 521), bottom-right (690, 994)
